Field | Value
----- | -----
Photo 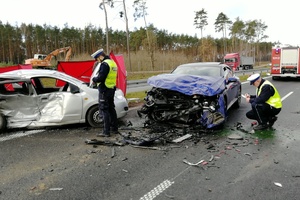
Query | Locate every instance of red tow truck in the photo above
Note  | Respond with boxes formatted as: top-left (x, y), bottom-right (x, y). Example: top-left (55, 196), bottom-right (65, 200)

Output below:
top-left (271, 46), bottom-right (300, 80)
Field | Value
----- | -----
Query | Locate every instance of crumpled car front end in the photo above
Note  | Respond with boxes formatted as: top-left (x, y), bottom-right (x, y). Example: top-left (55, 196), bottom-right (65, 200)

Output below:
top-left (138, 74), bottom-right (227, 129)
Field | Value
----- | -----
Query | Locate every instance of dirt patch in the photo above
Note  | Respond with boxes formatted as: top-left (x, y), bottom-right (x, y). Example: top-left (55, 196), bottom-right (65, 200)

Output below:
top-left (128, 100), bottom-right (144, 108)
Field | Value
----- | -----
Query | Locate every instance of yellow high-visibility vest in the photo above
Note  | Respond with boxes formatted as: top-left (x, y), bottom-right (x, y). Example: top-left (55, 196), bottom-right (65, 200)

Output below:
top-left (257, 80), bottom-right (282, 108)
top-left (103, 59), bottom-right (117, 88)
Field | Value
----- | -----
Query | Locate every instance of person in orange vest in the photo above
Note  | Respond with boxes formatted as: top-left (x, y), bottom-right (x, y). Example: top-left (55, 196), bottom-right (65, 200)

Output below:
top-left (91, 49), bottom-right (118, 137)
top-left (245, 73), bottom-right (282, 130)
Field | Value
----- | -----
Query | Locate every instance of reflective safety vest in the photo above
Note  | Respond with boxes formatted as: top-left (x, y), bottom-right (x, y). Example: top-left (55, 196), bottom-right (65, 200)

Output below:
top-left (257, 80), bottom-right (282, 108)
top-left (103, 59), bottom-right (117, 89)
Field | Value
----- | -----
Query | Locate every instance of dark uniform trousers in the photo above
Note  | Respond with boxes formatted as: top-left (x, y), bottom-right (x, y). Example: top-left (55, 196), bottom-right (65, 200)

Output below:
top-left (98, 88), bottom-right (118, 134)
top-left (246, 102), bottom-right (281, 124)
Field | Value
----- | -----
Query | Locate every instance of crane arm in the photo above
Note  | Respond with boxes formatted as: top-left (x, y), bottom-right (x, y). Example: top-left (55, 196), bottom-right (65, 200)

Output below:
top-left (44, 46), bottom-right (71, 62)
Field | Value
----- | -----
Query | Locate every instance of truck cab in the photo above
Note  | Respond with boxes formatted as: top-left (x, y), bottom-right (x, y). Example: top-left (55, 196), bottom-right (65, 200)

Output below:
top-left (224, 53), bottom-right (254, 71)
top-left (224, 53), bottom-right (240, 71)
top-left (33, 54), bottom-right (47, 60)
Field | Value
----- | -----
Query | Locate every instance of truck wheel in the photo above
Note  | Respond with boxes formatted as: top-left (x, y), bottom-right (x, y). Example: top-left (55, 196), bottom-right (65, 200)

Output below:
top-left (0, 114), bottom-right (7, 133)
top-left (86, 106), bottom-right (103, 128)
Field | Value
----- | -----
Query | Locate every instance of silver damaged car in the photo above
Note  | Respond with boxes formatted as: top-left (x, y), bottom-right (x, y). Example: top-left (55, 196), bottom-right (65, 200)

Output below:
top-left (0, 69), bottom-right (128, 131)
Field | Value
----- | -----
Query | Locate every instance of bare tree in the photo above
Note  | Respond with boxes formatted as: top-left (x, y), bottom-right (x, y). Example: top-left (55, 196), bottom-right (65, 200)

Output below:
top-left (133, 0), bottom-right (155, 70)
top-left (121, 0), bottom-right (132, 71)
top-left (99, 0), bottom-right (132, 71)
top-left (99, 0), bottom-right (114, 52)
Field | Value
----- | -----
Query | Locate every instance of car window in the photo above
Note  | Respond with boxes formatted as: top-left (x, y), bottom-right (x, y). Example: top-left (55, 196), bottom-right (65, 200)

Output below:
top-left (30, 77), bottom-right (79, 94)
top-left (172, 66), bottom-right (221, 77)
top-left (0, 81), bottom-right (32, 96)
top-left (224, 58), bottom-right (236, 62)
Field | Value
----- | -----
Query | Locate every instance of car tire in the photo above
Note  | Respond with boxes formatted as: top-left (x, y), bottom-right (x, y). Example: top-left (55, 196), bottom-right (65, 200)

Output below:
top-left (86, 106), bottom-right (103, 128)
top-left (0, 114), bottom-right (7, 133)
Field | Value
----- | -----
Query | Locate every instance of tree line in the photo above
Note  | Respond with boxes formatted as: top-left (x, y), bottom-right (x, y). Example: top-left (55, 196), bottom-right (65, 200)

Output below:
top-left (0, 0), bottom-right (278, 71)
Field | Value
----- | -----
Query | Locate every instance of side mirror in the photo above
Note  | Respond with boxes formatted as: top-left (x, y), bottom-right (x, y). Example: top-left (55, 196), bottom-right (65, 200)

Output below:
top-left (70, 85), bottom-right (80, 94)
top-left (227, 77), bottom-right (237, 83)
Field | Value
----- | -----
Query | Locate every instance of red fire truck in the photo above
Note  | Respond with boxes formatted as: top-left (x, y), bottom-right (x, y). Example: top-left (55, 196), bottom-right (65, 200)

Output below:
top-left (271, 46), bottom-right (300, 80)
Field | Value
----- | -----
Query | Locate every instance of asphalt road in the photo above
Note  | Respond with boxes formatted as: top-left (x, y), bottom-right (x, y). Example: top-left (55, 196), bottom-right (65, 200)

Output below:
top-left (1, 76), bottom-right (300, 200)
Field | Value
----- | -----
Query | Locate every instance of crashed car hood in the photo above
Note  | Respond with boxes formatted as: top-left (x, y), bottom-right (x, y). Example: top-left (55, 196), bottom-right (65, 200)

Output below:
top-left (147, 74), bottom-right (225, 96)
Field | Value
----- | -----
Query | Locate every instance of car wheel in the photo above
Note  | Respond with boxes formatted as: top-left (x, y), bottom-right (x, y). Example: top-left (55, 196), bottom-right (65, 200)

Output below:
top-left (0, 114), bottom-right (7, 133)
top-left (233, 87), bottom-right (241, 109)
top-left (86, 106), bottom-right (103, 128)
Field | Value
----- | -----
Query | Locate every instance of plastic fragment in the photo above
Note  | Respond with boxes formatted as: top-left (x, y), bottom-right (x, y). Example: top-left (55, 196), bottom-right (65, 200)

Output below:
top-left (183, 159), bottom-right (204, 166)
top-left (274, 182), bottom-right (282, 187)
top-left (49, 188), bottom-right (63, 191)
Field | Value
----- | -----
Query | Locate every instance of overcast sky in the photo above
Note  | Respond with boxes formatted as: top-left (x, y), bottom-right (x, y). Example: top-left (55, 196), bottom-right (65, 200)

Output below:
top-left (1, 0), bottom-right (297, 46)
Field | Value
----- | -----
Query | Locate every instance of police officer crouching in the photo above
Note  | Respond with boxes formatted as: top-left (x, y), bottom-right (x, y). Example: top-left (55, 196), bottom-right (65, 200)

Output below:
top-left (91, 49), bottom-right (119, 137)
top-left (245, 73), bottom-right (282, 130)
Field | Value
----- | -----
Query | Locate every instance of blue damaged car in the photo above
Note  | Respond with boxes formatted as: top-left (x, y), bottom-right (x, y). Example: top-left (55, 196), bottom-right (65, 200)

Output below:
top-left (138, 62), bottom-right (241, 129)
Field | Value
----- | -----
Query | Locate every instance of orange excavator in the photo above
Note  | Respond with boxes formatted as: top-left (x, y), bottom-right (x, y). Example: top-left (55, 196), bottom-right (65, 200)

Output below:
top-left (25, 46), bottom-right (72, 68)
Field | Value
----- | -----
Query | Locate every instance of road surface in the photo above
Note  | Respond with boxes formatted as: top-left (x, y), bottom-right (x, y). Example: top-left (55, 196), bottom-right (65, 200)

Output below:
top-left (1, 77), bottom-right (299, 200)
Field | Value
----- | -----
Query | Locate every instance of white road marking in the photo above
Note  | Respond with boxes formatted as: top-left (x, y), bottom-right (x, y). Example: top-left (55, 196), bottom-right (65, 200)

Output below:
top-left (0, 129), bottom-right (45, 142)
top-left (140, 179), bottom-right (175, 200)
top-left (281, 91), bottom-right (293, 101)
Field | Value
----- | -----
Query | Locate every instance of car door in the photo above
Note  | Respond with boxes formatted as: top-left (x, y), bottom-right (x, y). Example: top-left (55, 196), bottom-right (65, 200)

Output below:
top-left (32, 77), bottom-right (83, 125)
top-left (0, 80), bottom-right (40, 128)
top-left (223, 66), bottom-right (239, 108)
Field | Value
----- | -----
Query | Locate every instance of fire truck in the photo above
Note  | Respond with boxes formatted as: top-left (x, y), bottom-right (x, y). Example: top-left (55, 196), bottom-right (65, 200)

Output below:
top-left (271, 46), bottom-right (300, 80)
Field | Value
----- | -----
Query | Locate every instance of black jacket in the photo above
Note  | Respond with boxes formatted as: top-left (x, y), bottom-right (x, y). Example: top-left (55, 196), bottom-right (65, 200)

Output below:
top-left (250, 79), bottom-right (275, 104)
top-left (92, 56), bottom-right (111, 91)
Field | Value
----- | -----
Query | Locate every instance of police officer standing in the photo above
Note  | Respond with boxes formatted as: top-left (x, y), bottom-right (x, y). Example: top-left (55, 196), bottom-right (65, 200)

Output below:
top-left (91, 49), bottom-right (118, 137)
top-left (245, 73), bottom-right (282, 130)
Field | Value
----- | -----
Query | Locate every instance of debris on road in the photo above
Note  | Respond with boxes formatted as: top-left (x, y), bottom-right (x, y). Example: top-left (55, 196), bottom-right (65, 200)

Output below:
top-left (129, 145), bottom-right (168, 151)
top-left (274, 182), bottom-right (283, 187)
top-left (244, 152), bottom-right (253, 160)
top-left (111, 147), bottom-right (115, 158)
top-left (49, 188), bottom-right (63, 191)
top-left (172, 134), bottom-right (192, 143)
top-left (85, 139), bottom-right (124, 146)
top-left (183, 159), bottom-right (204, 166)
top-left (227, 133), bottom-right (244, 140)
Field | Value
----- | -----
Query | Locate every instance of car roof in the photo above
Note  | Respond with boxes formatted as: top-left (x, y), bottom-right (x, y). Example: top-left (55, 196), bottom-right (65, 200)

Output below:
top-left (171, 62), bottom-right (229, 77)
top-left (177, 62), bottom-right (223, 68)
top-left (0, 69), bottom-right (85, 83)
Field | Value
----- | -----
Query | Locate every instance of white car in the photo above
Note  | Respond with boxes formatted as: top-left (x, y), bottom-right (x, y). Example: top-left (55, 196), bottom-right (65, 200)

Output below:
top-left (0, 69), bottom-right (128, 131)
